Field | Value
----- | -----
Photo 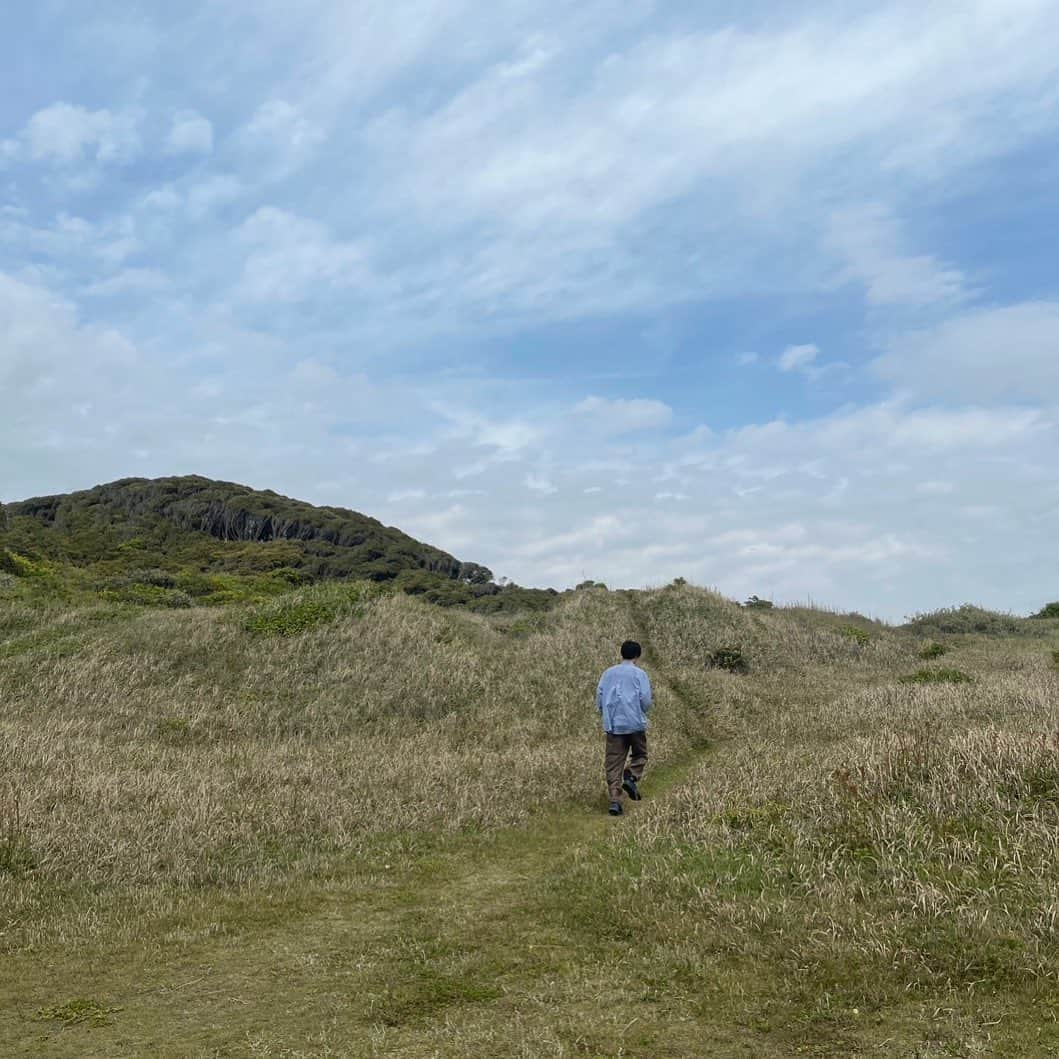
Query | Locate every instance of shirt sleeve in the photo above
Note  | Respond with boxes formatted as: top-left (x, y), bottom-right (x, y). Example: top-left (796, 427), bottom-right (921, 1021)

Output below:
top-left (639, 670), bottom-right (653, 710)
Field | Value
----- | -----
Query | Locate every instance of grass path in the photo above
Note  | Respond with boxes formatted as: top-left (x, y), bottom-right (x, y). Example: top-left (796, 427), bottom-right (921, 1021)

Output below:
top-left (5, 596), bottom-right (763, 1057)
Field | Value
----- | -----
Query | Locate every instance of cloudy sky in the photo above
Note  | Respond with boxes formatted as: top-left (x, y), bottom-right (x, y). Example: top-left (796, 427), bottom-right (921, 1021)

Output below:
top-left (2, 1), bottom-right (1058, 619)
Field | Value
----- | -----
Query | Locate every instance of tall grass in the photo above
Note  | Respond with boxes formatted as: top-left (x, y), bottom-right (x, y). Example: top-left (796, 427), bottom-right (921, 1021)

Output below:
top-left (0, 585), bottom-right (699, 939)
top-left (6, 578), bottom-right (1059, 1052)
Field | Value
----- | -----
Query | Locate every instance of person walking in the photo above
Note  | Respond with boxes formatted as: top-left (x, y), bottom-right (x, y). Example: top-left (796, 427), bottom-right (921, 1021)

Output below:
top-left (597, 640), bottom-right (653, 816)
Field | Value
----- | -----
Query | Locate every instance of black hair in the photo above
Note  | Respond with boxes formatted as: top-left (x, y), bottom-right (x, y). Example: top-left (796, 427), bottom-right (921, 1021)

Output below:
top-left (620, 640), bottom-right (642, 660)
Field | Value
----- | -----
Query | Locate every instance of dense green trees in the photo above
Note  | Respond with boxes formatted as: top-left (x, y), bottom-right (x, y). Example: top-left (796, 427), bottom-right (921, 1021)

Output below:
top-left (1, 476), bottom-right (556, 613)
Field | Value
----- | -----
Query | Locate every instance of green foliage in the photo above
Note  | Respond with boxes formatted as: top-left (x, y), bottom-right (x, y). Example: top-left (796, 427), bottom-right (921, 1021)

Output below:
top-left (1, 476), bottom-right (562, 616)
top-left (0, 550), bottom-right (51, 579)
top-left (903, 604), bottom-right (1030, 637)
top-left (1033, 602), bottom-right (1059, 619)
top-left (575, 580), bottom-right (608, 591)
top-left (101, 583), bottom-right (193, 608)
top-left (918, 641), bottom-right (949, 659)
top-left (898, 667), bottom-right (975, 685)
top-left (742, 595), bottom-right (773, 609)
top-left (706, 645), bottom-right (748, 673)
top-left (1051, 650), bottom-right (1059, 669)
top-left (836, 624), bottom-right (871, 646)
top-left (244, 583), bottom-right (378, 637)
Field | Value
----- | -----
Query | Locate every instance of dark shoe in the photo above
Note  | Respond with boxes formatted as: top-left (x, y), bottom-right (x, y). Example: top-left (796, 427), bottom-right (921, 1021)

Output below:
top-left (608, 801), bottom-right (623, 816)
top-left (622, 773), bottom-right (642, 801)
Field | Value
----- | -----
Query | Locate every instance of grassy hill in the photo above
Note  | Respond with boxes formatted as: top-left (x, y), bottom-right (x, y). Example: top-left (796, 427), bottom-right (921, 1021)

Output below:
top-left (3, 572), bottom-right (1059, 1056)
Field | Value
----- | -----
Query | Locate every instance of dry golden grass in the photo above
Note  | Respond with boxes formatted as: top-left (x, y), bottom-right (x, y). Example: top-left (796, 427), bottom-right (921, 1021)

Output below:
top-left (4, 581), bottom-right (1059, 1056)
top-left (0, 587), bottom-right (699, 943)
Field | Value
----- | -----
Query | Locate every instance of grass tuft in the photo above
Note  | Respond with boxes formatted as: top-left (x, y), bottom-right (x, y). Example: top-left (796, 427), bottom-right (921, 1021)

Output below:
top-left (36, 999), bottom-right (120, 1027)
top-left (898, 667), bottom-right (974, 685)
top-left (918, 641), bottom-right (949, 659)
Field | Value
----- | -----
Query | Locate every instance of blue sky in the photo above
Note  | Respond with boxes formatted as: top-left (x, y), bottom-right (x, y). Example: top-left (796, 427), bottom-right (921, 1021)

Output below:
top-left (2, 0), bottom-right (1058, 619)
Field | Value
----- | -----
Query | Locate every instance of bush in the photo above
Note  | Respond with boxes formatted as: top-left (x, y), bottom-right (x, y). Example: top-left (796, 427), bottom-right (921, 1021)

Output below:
top-left (743, 595), bottom-right (773, 610)
top-left (244, 583), bottom-right (377, 637)
top-left (918, 642), bottom-right (949, 660)
top-left (706, 645), bottom-right (748, 673)
top-left (102, 568), bottom-right (177, 590)
top-left (837, 625), bottom-right (871, 646)
top-left (1033, 602), bottom-right (1059, 619)
top-left (101, 584), bottom-right (193, 608)
top-left (898, 667), bottom-right (974, 685)
top-left (903, 604), bottom-right (1025, 637)
top-left (0, 551), bottom-right (49, 579)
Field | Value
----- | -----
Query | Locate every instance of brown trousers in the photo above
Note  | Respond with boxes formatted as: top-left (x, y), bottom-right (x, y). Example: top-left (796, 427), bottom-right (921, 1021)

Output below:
top-left (604, 730), bottom-right (648, 802)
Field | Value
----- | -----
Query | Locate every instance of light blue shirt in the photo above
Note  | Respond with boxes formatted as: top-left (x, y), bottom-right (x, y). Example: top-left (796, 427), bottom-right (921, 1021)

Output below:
top-left (596, 660), bottom-right (653, 734)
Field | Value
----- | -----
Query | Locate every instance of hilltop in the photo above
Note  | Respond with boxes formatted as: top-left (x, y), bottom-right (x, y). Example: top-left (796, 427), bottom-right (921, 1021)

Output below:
top-left (0, 475), bottom-right (555, 611)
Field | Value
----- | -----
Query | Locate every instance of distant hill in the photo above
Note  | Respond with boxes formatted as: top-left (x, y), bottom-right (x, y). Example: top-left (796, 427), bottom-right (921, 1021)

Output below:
top-left (0, 476), bottom-right (554, 611)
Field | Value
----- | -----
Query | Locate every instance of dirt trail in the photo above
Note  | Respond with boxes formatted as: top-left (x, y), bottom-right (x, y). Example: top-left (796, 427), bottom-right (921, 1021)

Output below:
top-left (4, 600), bottom-right (734, 1058)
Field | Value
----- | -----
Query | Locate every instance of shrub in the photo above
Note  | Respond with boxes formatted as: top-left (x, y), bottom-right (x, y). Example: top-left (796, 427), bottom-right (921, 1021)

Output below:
top-left (898, 667), bottom-right (974, 685)
top-left (0, 551), bottom-right (49, 579)
top-left (743, 595), bottom-right (773, 609)
top-left (101, 584), bottom-right (193, 608)
top-left (918, 642), bottom-right (949, 659)
top-left (706, 645), bottom-right (749, 673)
top-left (1033, 602), bottom-right (1059, 619)
top-left (903, 604), bottom-right (1025, 637)
top-left (102, 568), bottom-right (177, 590)
top-left (244, 583), bottom-right (377, 637)
top-left (837, 625), bottom-right (871, 646)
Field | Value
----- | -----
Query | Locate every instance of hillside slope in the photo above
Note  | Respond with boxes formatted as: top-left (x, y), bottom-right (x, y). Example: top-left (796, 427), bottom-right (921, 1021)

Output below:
top-left (1, 475), bottom-right (493, 585)
top-left (3, 583), bottom-right (1059, 1054)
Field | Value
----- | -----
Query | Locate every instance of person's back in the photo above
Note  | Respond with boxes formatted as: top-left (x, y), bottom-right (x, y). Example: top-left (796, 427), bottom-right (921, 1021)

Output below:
top-left (596, 640), bottom-right (653, 815)
top-left (597, 660), bottom-right (652, 735)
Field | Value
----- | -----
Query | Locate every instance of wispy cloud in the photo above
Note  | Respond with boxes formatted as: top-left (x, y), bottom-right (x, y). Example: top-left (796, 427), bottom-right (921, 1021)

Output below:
top-left (779, 344), bottom-right (821, 373)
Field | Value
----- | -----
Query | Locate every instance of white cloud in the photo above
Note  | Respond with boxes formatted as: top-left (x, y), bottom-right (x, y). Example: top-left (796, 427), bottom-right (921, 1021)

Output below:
top-left (165, 110), bottom-right (213, 155)
top-left (779, 344), bottom-right (820, 372)
top-left (186, 175), bottom-right (242, 219)
top-left (875, 300), bottom-right (1059, 403)
top-left (573, 395), bottom-right (673, 433)
top-left (83, 268), bottom-right (171, 297)
top-left (826, 204), bottom-right (967, 306)
top-left (525, 473), bottom-right (558, 495)
top-left (238, 100), bottom-right (323, 175)
top-left (20, 102), bottom-right (141, 165)
top-left (236, 206), bottom-right (373, 302)
top-left (142, 186), bottom-right (182, 211)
